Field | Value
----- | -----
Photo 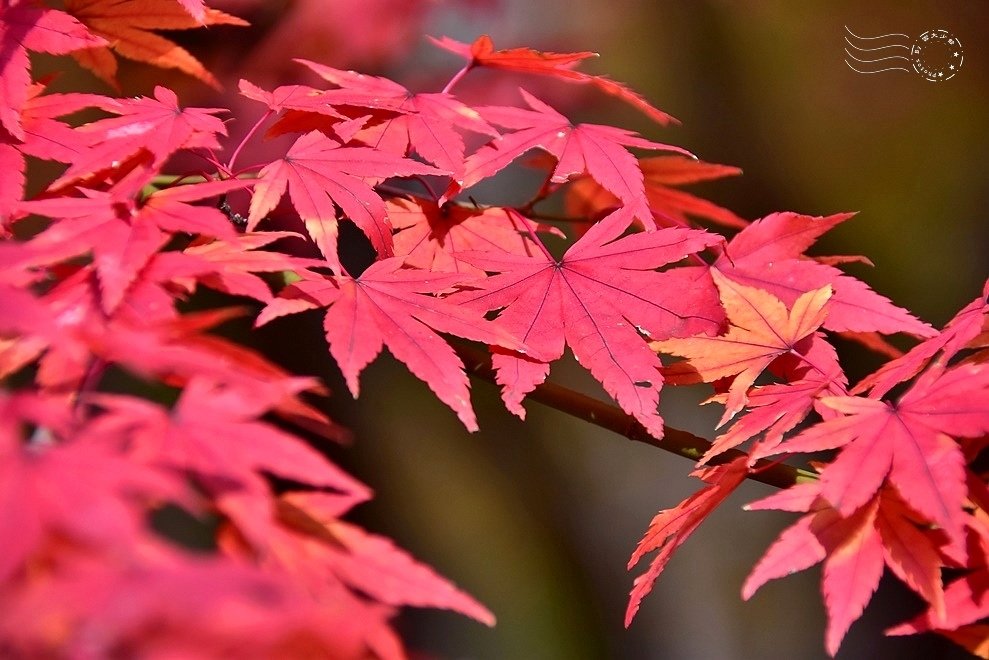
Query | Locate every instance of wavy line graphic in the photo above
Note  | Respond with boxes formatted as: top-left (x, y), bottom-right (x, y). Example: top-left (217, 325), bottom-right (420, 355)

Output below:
top-left (844, 26), bottom-right (911, 73)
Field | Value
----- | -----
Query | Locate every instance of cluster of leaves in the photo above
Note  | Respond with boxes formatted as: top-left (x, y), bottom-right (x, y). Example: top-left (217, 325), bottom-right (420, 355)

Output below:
top-left (1, 1), bottom-right (987, 657)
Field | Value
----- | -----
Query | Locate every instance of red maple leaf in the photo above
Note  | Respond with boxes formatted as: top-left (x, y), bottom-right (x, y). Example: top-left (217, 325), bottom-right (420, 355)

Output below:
top-left (770, 363), bottom-right (989, 536)
top-left (458, 89), bottom-right (691, 224)
top-left (0, 557), bottom-right (396, 659)
top-left (287, 58), bottom-right (499, 182)
top-left (51, 86), bottom-right (228, 189)
top-left (238, 77), bottom-right (348, 119)
top-left (625, 456), bottom-right (748, 626)
top-left (450, 207), bottom-right (722, 437)
top-left (705, 370), bottom-right (847, 465)
top-left (0, 2), bottom-right (104, 139)
top-left (654, 270), bottom-right (834, 425)
top-left (258, 256), bottom-right (525, 431)
top-left (429, 34), bottom-right (677, 125)
top-left (887, 511), bottom-right (989, 647)
top-left (247, 129), bottom-right (447, 272)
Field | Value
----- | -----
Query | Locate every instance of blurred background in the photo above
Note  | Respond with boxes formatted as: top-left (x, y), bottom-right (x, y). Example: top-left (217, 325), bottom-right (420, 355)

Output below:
top-left (69, 0), bottom-right (989, 657)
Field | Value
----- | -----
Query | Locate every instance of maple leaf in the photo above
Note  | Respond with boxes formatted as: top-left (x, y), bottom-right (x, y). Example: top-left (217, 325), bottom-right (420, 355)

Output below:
top-left (289, 58), bottom-right (499, 182)
top-left (770, 364), bottom-right (989, 536)
top-left (458, 89), bottom-right (691, 225)
top-left (625, 456), bottom-right (748, 626)
top-left (248, 129), bottom-right (448, 272)
top-left (450, 206), bottom-right (722, 437)
top-left (700, 212), bottom-right (935, 338)
top-left (744, 486), bottom-right (948, 656)
top-left (699, 314), bottom-right (849, 466)
top-left (21, 174), bottom-right (249, 313)
top-left (51, 86), bottom-right (227, 188)
top-left (389, 196), bottom-right (557, 276)
top-left (258, 256), bottom-right (526, 431)
top-left (14, 82), bottom-right (108, 163)
top-left (654, 270), bottom-right (834, 425)
top-left (565, 155), bottom-right (747, 229)
top-left (429, 34), bottom-right (677, 125)
top-left (64, 0), bottom-right (247, 89)
top-left (0, 2), bottom-right (104, 139)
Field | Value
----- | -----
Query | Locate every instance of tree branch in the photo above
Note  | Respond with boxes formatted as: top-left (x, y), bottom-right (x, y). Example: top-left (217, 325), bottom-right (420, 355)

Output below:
top-left (454, 343), bottom-right (817, 490)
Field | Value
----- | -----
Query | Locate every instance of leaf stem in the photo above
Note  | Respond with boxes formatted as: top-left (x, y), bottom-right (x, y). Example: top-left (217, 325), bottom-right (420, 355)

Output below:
top-left (226, 108), bottom-right (274, 174)
top-left (454, 343), bottom-right (817, 490)
top-left (441, 63), bottom-right (474, 95)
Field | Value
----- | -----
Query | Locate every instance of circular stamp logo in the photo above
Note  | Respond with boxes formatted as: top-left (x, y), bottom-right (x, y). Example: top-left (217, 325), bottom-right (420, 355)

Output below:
top-left (911, 29), bottom-right (964, 81)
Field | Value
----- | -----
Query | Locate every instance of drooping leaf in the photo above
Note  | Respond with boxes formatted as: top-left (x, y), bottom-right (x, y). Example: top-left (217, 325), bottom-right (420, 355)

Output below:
top-left (64, 0), bottom-right (247, 89)
top-left (745, 487), bottom-right (947, 657)
top-left (274, 496), bottom-right (495, 626)
top-left (451, 206), bottom-right (722, 437)
top-left (625, 456), bottom-right (748, 626)
top-left (819, 499), bottom-right (885, 656)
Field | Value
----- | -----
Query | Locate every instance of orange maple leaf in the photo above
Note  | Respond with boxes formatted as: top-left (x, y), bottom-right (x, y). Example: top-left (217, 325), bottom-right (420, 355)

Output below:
top-left (653, 269), bottom-right (832, 425)
top-left (64, 0), bottom-right (247, 89)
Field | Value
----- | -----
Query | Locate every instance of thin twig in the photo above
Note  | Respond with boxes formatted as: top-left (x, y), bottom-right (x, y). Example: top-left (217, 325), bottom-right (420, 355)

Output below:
top-left (454, 343), bottom-right (816, 490)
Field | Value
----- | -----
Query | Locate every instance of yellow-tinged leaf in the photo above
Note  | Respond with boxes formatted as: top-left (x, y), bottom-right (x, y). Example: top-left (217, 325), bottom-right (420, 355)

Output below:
top-left (653, 270), bottom-right (832, 425)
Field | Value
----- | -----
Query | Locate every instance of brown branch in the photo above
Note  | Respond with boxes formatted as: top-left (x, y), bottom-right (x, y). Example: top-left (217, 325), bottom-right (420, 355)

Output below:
top-left (455, 343), bottom-right (817, 490)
